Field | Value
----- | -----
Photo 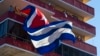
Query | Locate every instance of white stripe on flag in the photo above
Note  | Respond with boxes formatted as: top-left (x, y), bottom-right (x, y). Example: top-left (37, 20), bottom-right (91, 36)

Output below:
top-left (27, 8), bottom-right (37, 27)
top-left (31, 28), bottom-right (73, 48)
top-left (27, 21), bottom-right (72, 36)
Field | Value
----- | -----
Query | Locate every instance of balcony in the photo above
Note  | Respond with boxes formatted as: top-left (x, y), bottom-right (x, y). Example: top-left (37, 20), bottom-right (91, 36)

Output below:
top-left (26, 0), bottom-right (94, 16)
top-left (49, 0), bottom-right (94, 20)
top-left (0, 36), bottom-right (60, 56)
top-left (62, 40), bottom-right (97, 55)
top-left (53, 10), bottom-right (95, 35)
top-left (0, 35), bottom-right (96, 56)
top-left (0, 37), bottom-right (35, 52)
top-left (63, 0), bottom-right (94, 15)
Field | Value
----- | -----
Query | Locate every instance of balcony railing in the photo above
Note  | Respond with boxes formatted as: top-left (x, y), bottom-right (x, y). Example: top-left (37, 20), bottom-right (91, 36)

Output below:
top-left (0, 12), bottom-right (25, 23)
top-left (8, 12), bottom-right (25, 23)
top-left (53, 10), bottom-right (95, 34)
top-left (0, 36), bottom-right (60, 56)
top-left (63, 0), bottom-right (94, 15)
top-left (0, 36), bottom-right (35, 52)
top-left (27, 0), bottom-right (55, 13)
top-left (0, 36), bottom-right (96, 55)
top-left (0, 37), bottom-right (5, 45)
top-left (63, 40), bottom-right (97, 55)
top-left (0, 12), bottom-right (9, 23)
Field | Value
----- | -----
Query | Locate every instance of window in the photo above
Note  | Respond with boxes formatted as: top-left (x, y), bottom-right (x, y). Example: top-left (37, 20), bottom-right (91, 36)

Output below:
top-left (0, 20), bottom-right (8, 37)
top-left (54, 44), bottom-right (93, 56)
top-left (8, 20), bottom-right (30, 42)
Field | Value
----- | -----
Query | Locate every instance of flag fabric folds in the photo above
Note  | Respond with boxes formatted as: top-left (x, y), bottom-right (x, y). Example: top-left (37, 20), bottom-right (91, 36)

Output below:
top-left (22, 5), bottom-right (76, 54)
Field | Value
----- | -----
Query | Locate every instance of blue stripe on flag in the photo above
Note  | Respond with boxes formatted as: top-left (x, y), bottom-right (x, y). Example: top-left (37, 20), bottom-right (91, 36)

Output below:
top-left (60, 33), bottom-right (76, 42)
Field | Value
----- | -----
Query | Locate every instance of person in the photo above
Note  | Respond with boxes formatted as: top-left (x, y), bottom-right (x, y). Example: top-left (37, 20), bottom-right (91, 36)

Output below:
top-left (63, 11), bottom-right (68, 18)
top-left (9, 5), bottom-right (14, 12)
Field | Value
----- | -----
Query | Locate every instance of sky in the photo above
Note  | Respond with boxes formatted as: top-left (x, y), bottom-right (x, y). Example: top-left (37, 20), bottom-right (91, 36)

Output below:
top-left (86, 0), bottom-right (100, 56)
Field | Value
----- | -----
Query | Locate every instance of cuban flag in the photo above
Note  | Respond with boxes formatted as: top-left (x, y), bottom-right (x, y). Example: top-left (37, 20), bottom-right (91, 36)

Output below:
top-left (22, 5), bottom-right (76, 54)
